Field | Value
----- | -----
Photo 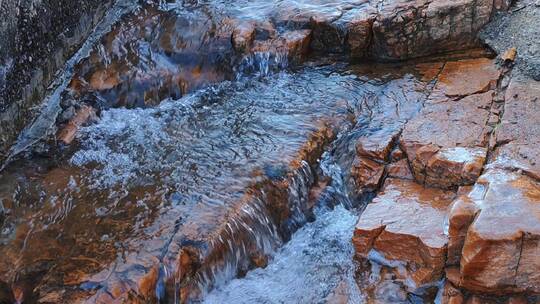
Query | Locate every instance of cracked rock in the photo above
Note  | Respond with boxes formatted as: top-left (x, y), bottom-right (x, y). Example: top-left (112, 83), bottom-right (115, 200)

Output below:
top-left (353, 178), bottom-right (456, 289)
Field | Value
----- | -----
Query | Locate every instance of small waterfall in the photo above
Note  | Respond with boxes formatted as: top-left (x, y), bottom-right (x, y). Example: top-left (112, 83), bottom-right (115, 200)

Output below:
top-left (234, 51), bottom-right (289, 79)
top-left (203, 153), bottom-right (364, 304)
top-left (174, 161), bottom-right (321, 301)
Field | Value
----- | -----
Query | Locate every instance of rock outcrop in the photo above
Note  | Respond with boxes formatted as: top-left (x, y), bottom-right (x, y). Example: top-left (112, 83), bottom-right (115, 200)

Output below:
top-left (0, 0), bottom-right (512, 164)
top-left (401, 58), bottom-right (501, 189)
top-left (353, 57), bottom-right (540, 302)
top-left (371, 0), bottom-right (503, 60)
top-left (449, 168), bottom-right (540, 294)
top-left (446, 77), bottom-right (540, 295)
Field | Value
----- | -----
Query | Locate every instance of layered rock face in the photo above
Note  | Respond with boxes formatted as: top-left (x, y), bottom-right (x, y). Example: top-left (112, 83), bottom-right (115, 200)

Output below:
top-left (353, 55), bottom-right (540, 302)
top-left (371, 0), bottom-right (510, 60)
top-left (401, 58), bottom-right (500, 189)
top-left (0, 0), bottom-right (534, 303)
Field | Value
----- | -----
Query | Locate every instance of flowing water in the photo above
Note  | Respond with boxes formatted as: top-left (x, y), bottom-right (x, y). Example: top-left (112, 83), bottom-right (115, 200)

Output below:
top-left (203, 153), bottom-right (365, 304)
top-left (0, 1), bottom-right (444, 303)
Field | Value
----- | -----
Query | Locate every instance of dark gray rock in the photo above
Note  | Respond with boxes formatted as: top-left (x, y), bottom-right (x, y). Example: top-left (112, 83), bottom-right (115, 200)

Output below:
top-left (0, 0), bottom-right (114, 163)
top-left (480, 0), bottom-right (540, 80)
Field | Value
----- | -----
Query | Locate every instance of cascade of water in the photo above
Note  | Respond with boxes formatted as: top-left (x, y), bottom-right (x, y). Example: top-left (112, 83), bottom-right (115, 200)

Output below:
top-left (174, 161), bottom-right (321, 300)
top-left (203, 152), bottom-right (364, 303)
top-left (234, 51), bottom-right (289, 80)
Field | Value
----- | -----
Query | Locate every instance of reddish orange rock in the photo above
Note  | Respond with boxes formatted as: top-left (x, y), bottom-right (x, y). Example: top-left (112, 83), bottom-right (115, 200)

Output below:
top-left (390, 148), bottom-right (405, 162)
top-left (340, 7), bottom-right (377, 58)
top-left (455, 169), bottom-right (540, 294)
top-left (435, 58), bottom-right (501, 97)
top-left (232, 21), bottom-right (256, 53)
top-left (251, 30), bottom-right (312, 62)
top-left (351, 127), bottom-right (401, 193)
top-left (89, 69), bottom-right (120, 91)
top-left (402, 90), bottom-right (493, 153)
top-left (413, 146), bottom-right (487, 189)
top-left (401, 89), bottom-right (494, 188)
top-left (355, 128), bottom-right (399, 162)
top-left (506, 295), bottom-right (529, 304)
top-left (439, 281), bottom-right (465, 304)
top-left (465, 295), bottom-right (498, 304)
top-left (351, 157), bottom-right (385, 193)
top-left (387, 159), bottom-right (413, 180)
top-left (353, 179), bottom-right (455, 289)
top-left (57, 105), bottom-right (96, 144)
top-left (447, 196), bottom-right (479, 266)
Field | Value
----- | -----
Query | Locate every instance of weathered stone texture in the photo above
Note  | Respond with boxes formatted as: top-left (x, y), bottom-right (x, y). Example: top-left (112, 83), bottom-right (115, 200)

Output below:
top-left (400, 58), bottom-right (500, 189)
top-left (371, 0), bottom-right (499, 60)
top-left (493, 77), bottom-right (540, 179)
top-left (353, 178), bottom-right (456, 289)
top-left (448, 168), bottom-right (540, 294)
top-left (0, 0), bottom-right (113, 162)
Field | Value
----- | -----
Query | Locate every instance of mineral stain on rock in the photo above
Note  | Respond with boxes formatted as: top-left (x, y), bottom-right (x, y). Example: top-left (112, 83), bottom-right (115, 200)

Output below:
top-left (0, 0), bottom-right (539, 303)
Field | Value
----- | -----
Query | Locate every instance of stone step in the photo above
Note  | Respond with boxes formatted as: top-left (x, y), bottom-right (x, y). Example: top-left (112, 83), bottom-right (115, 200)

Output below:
top-left (448, 167), bottom-right (540, 294)
top-left (400, 58), bottom-right (502, 189)
top-left (353, 178), bottom-right (456, 291)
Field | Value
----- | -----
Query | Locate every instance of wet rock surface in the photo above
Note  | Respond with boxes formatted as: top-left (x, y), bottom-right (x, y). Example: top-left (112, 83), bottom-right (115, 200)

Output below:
top-left (0, 63), bottom-right (438, 303)
top-left (0, 0), bottom-right (512, 163)
top-left (353, 53), bottom-right (540, 302)
top-left (1, 0), bottom-right (539, 303)
top-left (353, 178), bottom-right (456, 289)
top-left (0, 0), bottom-right (114, 162)
top-left (452, 168), bottom-right (540, 294)
top-left (401, 58), bottom-right (501, 188)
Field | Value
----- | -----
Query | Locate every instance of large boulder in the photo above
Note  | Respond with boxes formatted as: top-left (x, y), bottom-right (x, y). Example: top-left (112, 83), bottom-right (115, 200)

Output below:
top-left (371, 0), bottom-right (498, 60)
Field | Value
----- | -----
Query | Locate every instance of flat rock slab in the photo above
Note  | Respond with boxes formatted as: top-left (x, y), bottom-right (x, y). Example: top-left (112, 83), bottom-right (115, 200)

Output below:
top-left (494, 77), bottom-right (540, 179)
top-left (401, 91), bottom-right (494, 188)
top-left (435, 58), bottom-right (501, 97)
top-left (399, 58), bottom-right (501, 189)
top-left (353, 178), bottom-right (456, 289)
top-left (448, 168), bottom-right (540, 294)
